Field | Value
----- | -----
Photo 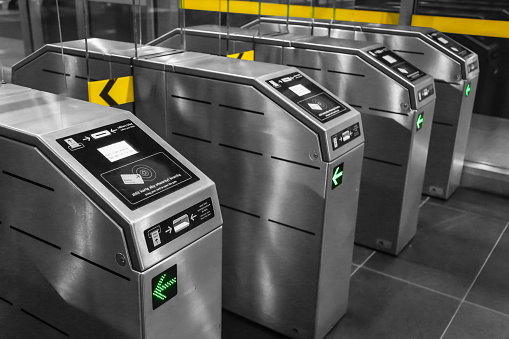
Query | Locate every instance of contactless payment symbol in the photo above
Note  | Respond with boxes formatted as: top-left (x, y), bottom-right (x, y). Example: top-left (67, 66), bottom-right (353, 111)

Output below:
top-left (152, 264), bottom-right (178, 310)
top-left (331, 163), bottom-right (344, 190)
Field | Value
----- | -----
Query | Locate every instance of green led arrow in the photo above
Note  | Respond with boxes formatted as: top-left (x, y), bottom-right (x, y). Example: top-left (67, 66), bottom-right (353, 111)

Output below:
top-left (332, 167), bottom-right (343, 186)
top-left (466, 83), bottom-right (471, 96)
top-left (417, 114), bottom-right (424, 130)
top-left (153, 274), bottom-right (177, 301)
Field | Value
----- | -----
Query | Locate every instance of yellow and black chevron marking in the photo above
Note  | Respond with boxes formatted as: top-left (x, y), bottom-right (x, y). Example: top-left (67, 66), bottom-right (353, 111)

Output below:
top-left (227, 50), bottom-right (255, 61)
top-left (88, 76), bottom-right (134, 107)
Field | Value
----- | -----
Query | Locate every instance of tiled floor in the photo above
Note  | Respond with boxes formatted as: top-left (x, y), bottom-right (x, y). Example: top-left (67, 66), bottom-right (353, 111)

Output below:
top-left (223, 187), bottom-right (509, 338)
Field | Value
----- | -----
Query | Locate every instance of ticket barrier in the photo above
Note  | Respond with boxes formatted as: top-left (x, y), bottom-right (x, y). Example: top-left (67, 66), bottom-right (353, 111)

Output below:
top-left (12, 41), bottom-right (365, 338)
top-left (0, 84), bottom-right (222, 339)
top-left (243, 17), bottom-right (479, 200)
top-left (151, 26), bottom-right (436, 255)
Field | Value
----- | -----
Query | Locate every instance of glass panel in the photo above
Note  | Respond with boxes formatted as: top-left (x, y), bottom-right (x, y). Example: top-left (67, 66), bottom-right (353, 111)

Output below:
top-left (415, 0), bottom-right (509, 21)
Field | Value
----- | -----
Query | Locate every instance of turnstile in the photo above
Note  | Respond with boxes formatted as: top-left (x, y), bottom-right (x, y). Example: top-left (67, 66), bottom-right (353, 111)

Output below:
top-left (12, 41), bottom-right (365, 339)
top-left (0, 84), bottom-right (222, 339)
top-left (152, 26), bottom-right (436, 255)
top-left (243, 18), bottom-right (480, 200)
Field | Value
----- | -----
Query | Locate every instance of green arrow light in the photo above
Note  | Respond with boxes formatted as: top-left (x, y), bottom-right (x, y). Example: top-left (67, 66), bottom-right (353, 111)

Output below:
top-left (153, 274), bottom-right (177, 301)
top-left (466, 83), bottom-right (471, 96)
top-left (333, 167), bottom-right (343, 186)
top-left (416, 114), bottom-right (424, 130)
top-left (331, 163), bottom-right (344, 190)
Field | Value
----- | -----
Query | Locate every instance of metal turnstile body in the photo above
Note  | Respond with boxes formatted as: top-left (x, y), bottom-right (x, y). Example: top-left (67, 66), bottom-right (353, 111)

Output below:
top-left (243, 18), bottom-right (480, 200)
top-left (0, 84), bottom-right (222, 339)
top-left (151, 26), bottom-right (436, 254)
top-left (12, 41), bottom-right (365, 338)
top-left (135, 53), bottom-right (365, 339)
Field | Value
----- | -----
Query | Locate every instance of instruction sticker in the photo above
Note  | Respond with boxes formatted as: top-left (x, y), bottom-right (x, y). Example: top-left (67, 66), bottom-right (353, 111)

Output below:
top-left (267, 72), bottom-right (350, 123)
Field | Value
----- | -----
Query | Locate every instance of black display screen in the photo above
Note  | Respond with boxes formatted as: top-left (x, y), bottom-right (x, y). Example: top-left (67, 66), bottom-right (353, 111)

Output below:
top-left (57, 120), bottom-right (199, 210)
top-left (369, 47), bottom-right (426, 82)
top-left (267, 72), bottom-right (350, 123)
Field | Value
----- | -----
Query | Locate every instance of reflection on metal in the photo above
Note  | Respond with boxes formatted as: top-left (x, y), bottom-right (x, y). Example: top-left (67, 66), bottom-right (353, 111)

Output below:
top-left (151, 25), bottom-right (436, 255)
top-left (0, 84), bottom-right (222, 338)
top-left (241, 18), bottom-right (478, 201)
top-left (12, 40), bottom-right (365, 338)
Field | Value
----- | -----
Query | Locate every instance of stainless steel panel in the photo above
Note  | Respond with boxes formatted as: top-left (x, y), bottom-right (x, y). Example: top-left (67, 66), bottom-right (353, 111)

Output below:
top-left (0, 85), bottom-right (223, 338)
top-left (246, 18), bottom-right (480, 200)
top-left (143, 227), bottom-right (222, 339)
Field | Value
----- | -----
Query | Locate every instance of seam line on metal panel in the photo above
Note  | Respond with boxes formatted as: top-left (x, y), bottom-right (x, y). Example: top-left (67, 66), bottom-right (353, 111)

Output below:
top-left (76, 75), bottom-right (99, 81)
top-left (218, 104), bottom-right (265, 115)
top-left (42, 69), bottom-right (70, 77)
top-left (268, 219), bottom-right (315, 236)
top-left (10, 226), bottom-right (61, 250)
top-left (351, 250), bottom-right (376, 277)
top-left (349, 104), bottom-right (362, 109)
top-left (70, 252), bottom-right (131, 281)
top-left (270, 156), bottom-right (320, 170)
top-left (0, 296), bottom-right (13, 305)
top-left (435, 79), bottom-right (460, 85)
top-left (171, 132), bottom-right (212, 143)
top-left (327, 70), bottom-right (366, 77)
top-left (2, 171), bottom-right (55, 191)
top-left (219, 143), bottom-right (263, 156)
top-left (439, 220), bottom-right (509, 339)
top-left (363, 156), bottom-right (403, 167)
top-left (368, 108), bottom-right (409, 116)
top-left (21, 308), bottom-right (69, 336)
top-left (433, 121), bottom-right (455, 127)
top-left (220, 204), bottom-right (261, 219)
top-left (171, 95), bottom-right (212, 105)
top-left (286, 64), bottom-right (321, 71)
top-left (392, 49), bottom-right (425, 55)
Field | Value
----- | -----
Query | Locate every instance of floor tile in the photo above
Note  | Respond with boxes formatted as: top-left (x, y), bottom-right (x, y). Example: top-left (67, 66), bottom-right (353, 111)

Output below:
top-left (442, 302), bottom-right (509, 339)
top-left (222, 309), bottom-right (288, 339)
top-left (429, 187), bottom-right (509, 221)
top-left (326, 267), bottom-right (459, 339)
top-left (365, 203), bottom-right (507, 298)
top-left (352, 245), bottom-right (375, 265)
top-left (466, 225), bottom-right (509, 315)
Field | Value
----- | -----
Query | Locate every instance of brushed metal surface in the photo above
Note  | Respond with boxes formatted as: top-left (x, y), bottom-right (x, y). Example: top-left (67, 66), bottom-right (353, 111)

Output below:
top-left (150, 27), bottom-right (435, 255)
top-left (0, 84), bottom-right (222, 338)
top-left (139, 55), bottom-right (364, 338)
top-left (10, 42), bottom-right (364, 338)
top-left (243, 18), bottom-right (479, 200)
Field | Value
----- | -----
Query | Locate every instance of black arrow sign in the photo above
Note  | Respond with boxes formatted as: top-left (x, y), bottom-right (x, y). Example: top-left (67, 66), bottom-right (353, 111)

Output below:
top-left (100, 78), bottom-right (118, 106)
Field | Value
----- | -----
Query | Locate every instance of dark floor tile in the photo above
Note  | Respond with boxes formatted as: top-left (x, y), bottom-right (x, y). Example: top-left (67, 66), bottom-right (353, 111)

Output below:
top-left (365, 203), bottom-right (507, 298)
top-left (222, 309), bottom-right (288, 339)
top-left (429, 187), bottom-right (509, 221)
top-left (352, 245), bottom-right (375, 265)
top-left (351, 264), bottom-right (358, 274)
top-left (326, 267), bottom-right (459, 339)
top-left (466, 225), bottom-right (509, 315)
top-left (443, 302), bottom-right (509, 339)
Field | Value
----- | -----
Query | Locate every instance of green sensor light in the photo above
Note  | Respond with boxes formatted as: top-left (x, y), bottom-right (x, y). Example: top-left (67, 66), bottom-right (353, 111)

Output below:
top-left (466, 83), bottom-right (471, 97)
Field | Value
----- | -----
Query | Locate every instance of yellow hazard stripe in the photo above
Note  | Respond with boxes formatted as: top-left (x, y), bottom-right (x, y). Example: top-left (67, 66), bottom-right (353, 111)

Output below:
top-left (181, 0), bottom-right (509, 38)
top-left (411, 15), bottom-right (509, 38)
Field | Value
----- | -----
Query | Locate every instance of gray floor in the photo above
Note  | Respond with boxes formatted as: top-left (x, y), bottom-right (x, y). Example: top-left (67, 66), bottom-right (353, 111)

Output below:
top-left (224, 188), bottom-right (509, 338)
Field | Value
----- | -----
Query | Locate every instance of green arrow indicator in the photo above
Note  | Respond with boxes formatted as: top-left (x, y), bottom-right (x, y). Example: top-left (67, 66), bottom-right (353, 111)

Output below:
top-left (331, 163), bottom-right (344, 190)
top-left (465, 83), bottom-right (471, 96)
top-left (416, 113), bottom-right (424, 130)
top-left (153, 274), bottom-right (177, 301)
top-left (333, 167), bottom-right (343, 186)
